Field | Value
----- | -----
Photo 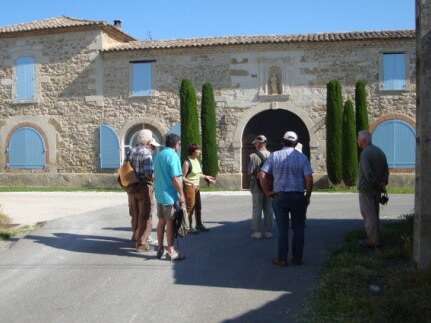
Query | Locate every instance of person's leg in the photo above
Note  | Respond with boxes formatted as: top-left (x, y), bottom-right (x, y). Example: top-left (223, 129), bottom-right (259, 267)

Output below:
top-left (195, 189), bottom-right (208, 231)
top-left (128, 192), bottom-right (137, 241)
top-left (290, 194), bottom-right (306, 263)
top-left (157, 204), bottom-right (167, 251)
top-left (142, 187), bottom-right (155, 244)
top-left (251, 190), bottom-right (264, 237)
top-left (166, 218), bottom-right (175, 253)
top-left (184, 185), bottom-right (196, 231)
top-left (272, 194), bottom-right (289, 262)
top-left (263, 195), bottom-right (273, 236)
top-left (135, 198), bottom-right (147, 249)
top-left (359, 193), bottom-right (380, 246)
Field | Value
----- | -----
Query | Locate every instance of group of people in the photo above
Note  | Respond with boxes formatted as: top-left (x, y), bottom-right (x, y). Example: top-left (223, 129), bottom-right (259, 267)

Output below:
top-left (124, 130), bottom-right (215, 261)
top-left (123, 125), bottom-right (389, 266)
top-left (248, 129), bottom-right (388, 267)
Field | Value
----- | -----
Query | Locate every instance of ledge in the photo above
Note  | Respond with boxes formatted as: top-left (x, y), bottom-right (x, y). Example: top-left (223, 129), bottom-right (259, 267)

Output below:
top-left (256, 94), bottom-right (290, 102)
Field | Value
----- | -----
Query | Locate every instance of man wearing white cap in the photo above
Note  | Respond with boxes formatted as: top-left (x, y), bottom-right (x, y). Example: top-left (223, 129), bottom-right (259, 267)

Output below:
top-left (248, 135), bottom-right (273, 239)
top-left (128, 129), bottom-right (161, 251)
top-left (260, 131), bottom-right (313, 267)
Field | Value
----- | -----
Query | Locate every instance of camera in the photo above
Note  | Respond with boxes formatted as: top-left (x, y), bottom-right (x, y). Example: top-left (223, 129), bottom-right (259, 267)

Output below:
top-left (379, 192), bottom-right (389, 205)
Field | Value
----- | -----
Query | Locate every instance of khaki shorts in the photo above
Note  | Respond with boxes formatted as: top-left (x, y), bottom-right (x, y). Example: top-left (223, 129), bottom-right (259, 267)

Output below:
top-left (157, 204), bottom-right (176, 220)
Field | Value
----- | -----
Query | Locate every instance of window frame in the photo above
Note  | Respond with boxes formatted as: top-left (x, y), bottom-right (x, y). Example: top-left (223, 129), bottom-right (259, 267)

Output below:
top-left (129, 60), bottom-right (156, 97)
top-left (379, 51), bottom-right (409, 93)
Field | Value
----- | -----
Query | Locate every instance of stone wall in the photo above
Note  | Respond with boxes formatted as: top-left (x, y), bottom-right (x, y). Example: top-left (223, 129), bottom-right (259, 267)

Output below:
top-left (0, 28), bottom-right (417, 188)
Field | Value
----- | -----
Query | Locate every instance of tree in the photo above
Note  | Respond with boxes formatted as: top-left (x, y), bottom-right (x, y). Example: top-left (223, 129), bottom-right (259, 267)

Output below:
top-left (326, 80), bottom-right (343, 185)
top-left (355, 81), bottom-right (369, 157)
top-left (180, 80), bottom-right (200, 162)
top-left (201, 83), bottom-right (219, 176)
top-left (342, 100), bottom-right (359, 186)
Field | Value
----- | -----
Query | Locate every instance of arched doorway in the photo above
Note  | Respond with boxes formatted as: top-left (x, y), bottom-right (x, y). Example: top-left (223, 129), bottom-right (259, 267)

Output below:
top-left (241, 109), bottom-right (310, 188)
top-left (124, 123), bottom-right (163, 159)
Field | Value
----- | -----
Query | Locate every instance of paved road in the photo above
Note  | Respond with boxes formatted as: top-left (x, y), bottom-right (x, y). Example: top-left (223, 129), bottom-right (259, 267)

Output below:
top-left (0, 194), bottom-right (413, 323)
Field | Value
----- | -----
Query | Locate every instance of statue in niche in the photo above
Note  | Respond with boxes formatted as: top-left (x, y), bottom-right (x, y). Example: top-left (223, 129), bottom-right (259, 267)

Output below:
top-left (268, 66), bottom-right (282, 95)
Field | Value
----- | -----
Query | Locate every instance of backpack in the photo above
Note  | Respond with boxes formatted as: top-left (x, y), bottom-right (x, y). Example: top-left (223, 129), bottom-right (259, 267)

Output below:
top-left (252, 150), bottom-right (268, 191)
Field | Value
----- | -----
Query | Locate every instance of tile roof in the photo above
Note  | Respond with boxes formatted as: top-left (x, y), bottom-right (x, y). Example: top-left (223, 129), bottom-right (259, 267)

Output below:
top-left (102, 30), bottom-right (415, 52)
top-left (0, 16), bottom-right (135, 41)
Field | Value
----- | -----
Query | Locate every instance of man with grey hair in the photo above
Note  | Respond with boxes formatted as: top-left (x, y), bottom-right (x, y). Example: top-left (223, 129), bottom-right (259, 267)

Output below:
top-left (357, 130), bottom-right (389, 248)
top-left (128, 129), bottom-right (160, 251)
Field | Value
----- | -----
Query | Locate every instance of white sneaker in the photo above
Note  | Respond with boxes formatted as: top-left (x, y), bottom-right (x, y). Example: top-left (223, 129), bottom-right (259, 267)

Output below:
top-left (264, 232), bottom-right (273, 239)
top-left (147, 237), bottom-right (156, 245)
top-left (251, 232), bottom-right (262, 239)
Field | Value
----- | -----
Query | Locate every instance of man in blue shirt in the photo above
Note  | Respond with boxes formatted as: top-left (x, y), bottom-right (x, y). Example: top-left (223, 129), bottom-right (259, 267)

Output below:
top-left (260, 131), bottom-right (313, 267)
top-left (154, 133), bottom-right (186, 261)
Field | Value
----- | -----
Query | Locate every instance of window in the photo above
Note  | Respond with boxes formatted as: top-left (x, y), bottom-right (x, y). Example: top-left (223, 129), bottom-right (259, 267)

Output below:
top-left (130, 61), bottom-right (153, 96)
top-left (16, 57), bottom-right (36, 102)
top-left (8, 127), bottom-right (46, 169)
top-left (382, 53), bottom-right (407, 91)
top-left (373, 120), bottom-right (415, 168)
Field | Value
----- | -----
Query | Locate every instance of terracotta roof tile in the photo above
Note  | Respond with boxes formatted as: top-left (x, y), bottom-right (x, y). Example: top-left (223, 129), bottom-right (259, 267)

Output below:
top-left (102, 29), bottom-right (414, 52)
top-left (0, 16), bottom-right (135, 41)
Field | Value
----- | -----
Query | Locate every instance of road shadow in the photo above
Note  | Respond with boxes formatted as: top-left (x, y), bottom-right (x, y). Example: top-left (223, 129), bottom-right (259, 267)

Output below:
top-left (25, 233), bottom-right (152, 259)
top-left (171, 218), bottom-right (363, 322)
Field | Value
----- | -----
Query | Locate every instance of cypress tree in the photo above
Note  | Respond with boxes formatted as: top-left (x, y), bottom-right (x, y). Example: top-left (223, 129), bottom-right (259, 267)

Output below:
top-left (180, 80), bottom-right (200, 162)
top-left (326, 80), bottom-right (343, 185)
top-left (201, 83), bottom-right (219, 176)
top-left (342, 100), bottom-right (359, 186)
top-left (355, 81), bottom-right (369, 157)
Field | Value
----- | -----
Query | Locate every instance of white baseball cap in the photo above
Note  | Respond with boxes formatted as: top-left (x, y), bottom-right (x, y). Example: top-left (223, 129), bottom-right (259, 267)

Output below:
top-left (283, 131), bottom-right (298, 142)
top-left (149, 137), bottom-right (161, 147)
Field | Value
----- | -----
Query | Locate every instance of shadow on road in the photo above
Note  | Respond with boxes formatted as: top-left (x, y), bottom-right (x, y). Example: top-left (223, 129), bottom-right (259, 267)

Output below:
top-left (25, 233), bottom-right (148, 259)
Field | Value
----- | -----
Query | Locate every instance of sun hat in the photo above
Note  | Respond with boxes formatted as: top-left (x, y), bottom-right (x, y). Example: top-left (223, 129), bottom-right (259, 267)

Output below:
top-left (252, 135), bottom-right (267, 144)
top-left (283, 131), bottom-right (298, 142)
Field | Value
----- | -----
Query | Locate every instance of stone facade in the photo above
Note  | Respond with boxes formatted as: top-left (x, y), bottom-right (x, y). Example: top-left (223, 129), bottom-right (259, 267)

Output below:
top-left (0, 18), bottom-right (417, 188)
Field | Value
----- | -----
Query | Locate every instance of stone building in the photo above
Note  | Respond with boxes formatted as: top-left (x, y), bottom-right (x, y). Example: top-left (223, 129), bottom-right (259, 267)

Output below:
top-left (0, 16), bottom-right (416, 188)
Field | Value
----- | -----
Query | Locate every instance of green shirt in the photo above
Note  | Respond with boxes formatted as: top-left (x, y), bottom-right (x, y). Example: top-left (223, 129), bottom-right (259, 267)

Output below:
top-left (186, 158), bottom-right (203, 186)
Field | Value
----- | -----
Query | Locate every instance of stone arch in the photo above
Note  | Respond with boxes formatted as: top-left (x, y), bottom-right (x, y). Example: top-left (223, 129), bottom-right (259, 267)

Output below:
top-left (235, 104), bottom-right (313, 188)
top-left (0, 116), bottom-right (57, 172)
top-left (370, 113), bottom-right (416, 132)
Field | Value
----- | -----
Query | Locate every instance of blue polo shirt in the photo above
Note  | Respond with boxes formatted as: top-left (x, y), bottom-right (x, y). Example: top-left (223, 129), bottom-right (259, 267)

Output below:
top-left (154, 147), bottom-right (183, 205)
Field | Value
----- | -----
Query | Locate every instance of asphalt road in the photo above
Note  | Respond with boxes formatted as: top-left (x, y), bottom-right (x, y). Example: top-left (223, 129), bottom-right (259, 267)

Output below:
top-left (0, 193), bottom-right (414, 323)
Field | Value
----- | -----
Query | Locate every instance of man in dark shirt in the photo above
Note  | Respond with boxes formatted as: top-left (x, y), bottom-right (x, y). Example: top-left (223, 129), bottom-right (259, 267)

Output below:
top-left (357, 130), bottom-right (389, 248)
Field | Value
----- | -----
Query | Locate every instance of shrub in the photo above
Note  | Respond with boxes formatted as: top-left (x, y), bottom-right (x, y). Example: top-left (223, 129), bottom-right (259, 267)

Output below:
top-left (201, 83), bottom-right (219, 176)
top-left (342, 100), bottom-right (359, 186)
top-left (326, 80), bottom-right (343, 185)
top-left (180, 80), bottom-right (200, 162)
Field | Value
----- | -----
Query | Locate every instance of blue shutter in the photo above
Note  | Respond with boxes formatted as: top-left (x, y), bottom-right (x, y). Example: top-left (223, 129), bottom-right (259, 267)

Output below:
top-left (383, 54), bottom-right (406, 91)
top-left (16, 57), bottom-right (35, 101)
top-left (99, 124), bottom-right (121, 169)
top-left (373, 120), bottom-right (416, 168)
top-left (9, 127), bottom-right (45, 169)
top-left (394, 121), bottom-right (416, 168)
top-left (132, 63), bottom-right (152, 96)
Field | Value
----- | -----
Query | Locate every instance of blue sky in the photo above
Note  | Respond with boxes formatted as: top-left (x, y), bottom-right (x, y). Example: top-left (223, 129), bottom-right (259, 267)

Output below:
top-left (1, 0), bottom-right (415, 40)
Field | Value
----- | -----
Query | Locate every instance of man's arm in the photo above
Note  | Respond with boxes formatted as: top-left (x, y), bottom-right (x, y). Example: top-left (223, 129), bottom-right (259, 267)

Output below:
top-left (304, 175), bottom-right (313, 205)
top-left (172, 176), bottom-right (185, 206)
top-left (259, 171), bottom-right (274, 197)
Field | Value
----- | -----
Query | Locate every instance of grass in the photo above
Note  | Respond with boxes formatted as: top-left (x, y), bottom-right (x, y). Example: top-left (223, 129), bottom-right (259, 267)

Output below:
top-left (305, 214), bottom-right (431, 323)
top-left (317, 186), bottom-right (414, 194)
top-left (0, 207), bottom-right (35, 240)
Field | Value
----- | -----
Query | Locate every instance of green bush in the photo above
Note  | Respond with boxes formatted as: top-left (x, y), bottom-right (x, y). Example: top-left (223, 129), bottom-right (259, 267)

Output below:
top-left (201, 83), bottom-right (219, 176)
top-left (342, 100), bottom-right (358, 186)
top-left (326, 80), bottom-right (343, 185)
top-left (180, 80), bottom-right (200, 162)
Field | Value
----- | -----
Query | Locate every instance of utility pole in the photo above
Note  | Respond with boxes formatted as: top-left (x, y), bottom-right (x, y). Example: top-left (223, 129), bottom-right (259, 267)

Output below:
top-left (414, 0), bottom-right (431, 269)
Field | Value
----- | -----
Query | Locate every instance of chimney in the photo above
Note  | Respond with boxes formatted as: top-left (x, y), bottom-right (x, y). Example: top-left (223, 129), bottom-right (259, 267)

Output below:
top-left (113, 20), bottom-right (122, 30)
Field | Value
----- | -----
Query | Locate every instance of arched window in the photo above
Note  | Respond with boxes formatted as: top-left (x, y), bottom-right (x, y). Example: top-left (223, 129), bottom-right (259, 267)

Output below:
top-left (8, 127), bottom-right (46, 169)
top-left (373, 120), bottom-right (416, 168)
top-left (16, 57), bottom-right (36, 102)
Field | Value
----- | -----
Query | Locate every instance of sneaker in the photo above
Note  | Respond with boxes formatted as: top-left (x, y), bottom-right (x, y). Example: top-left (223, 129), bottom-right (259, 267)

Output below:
top-left (156, 247), bottom-right (164, 259)
top-left (272, 258), bottom-right (288, 267)
top-left (264, 232), bottom-right (273, 239)
top-left (147, 237), bottom-right (156, 245)
top-left (251, 232), bottom-right (262, 239)
top-left (166, 249), bottom-right (185, 261)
